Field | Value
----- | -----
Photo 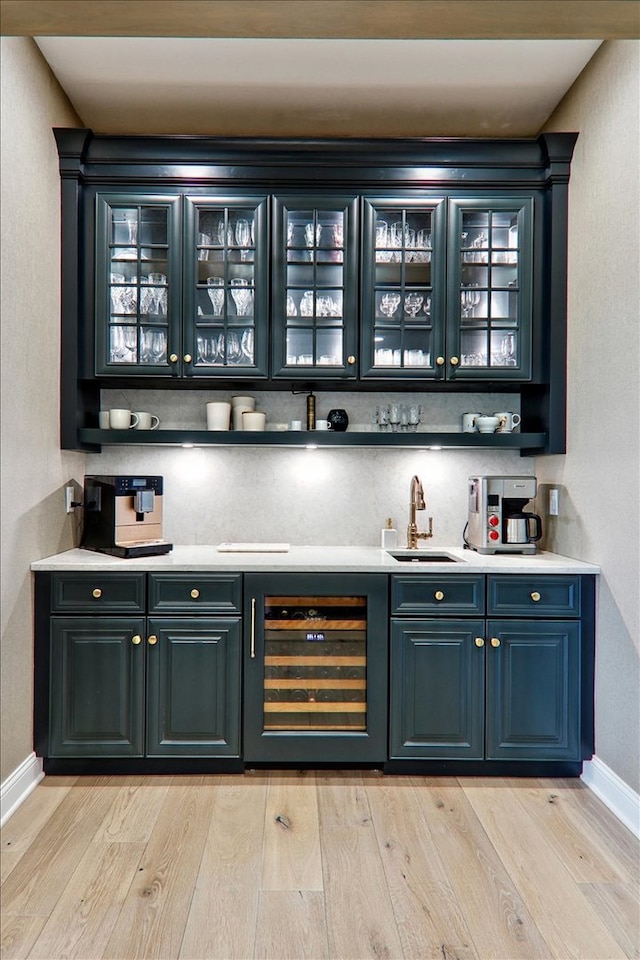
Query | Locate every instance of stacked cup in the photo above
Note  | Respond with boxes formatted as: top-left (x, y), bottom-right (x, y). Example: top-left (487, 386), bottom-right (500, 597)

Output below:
top-left (231, 395), bottom-right (258, 430)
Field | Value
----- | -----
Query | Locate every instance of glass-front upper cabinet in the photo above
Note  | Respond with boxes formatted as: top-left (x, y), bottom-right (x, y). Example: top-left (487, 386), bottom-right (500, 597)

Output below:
top-left (95, 194), bottom-right (181, 376)
top-left (361, 199), bottom-right (446, 380)
top-left (271, 196), bottom-right (358, 379)
top-left (183, 196), bottom-right (269, 378)
top-left (446, 198), bottom-right (533, 381)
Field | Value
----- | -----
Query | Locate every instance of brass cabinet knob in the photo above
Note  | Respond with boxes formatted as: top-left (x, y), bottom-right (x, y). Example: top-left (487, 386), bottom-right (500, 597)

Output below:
top-left (190, 588), bottom-right (200, 599)
top-left (475, 637), bottom-right (485, 647)
top-left (92, 588), bottom-right (102, 599)
top-left (183, 354), bottom-right (192, 363)
top-left (530, 591), bottom-right (541, 602)
top-left (347, 355), bottom-right (356, 365)
top-left (450, 356), bottom-right (460, 366)
top-left (169, 353), bottom-right (178, 363)
top-left (131, 634), bottom-right (142, 645)
top-left (148, 635), bottom-right (158, 645)
top-left (490, 637), bottom-right (501, 647)
top-left (434, 590), bottom-right (445, 601)
top-left (435, 356), bottom-right (445, 366)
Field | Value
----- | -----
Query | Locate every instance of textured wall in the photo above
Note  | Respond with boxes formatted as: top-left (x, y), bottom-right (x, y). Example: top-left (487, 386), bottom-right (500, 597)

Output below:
top-left (0, 39), bottom-right (83, 781)
top-left (538, 40), bottom-right (640, 792)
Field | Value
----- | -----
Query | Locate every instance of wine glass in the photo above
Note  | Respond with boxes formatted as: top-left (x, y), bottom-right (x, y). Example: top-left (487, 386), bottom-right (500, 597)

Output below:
top-left (206, 277), bottom-right (225, 317)
top-left (286, 295), bottom-right (297, 317)
top-left (379, 292), bottom-right (401, 318)
top-left (230, 278), bottom-right (253, 317)
top-left (235, 219), bottom-right (251, 261)
top-left (501, 334), bottom-right (517, 365)
top-left (300, 291), bottom-right (314, 317)
top-left (404, 293), bottom-right (424, 318)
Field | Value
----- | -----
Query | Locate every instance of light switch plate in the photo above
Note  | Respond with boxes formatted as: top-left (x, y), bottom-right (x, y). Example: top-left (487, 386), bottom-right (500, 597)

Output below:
top-left (549, 488), bottom-right (559, 516)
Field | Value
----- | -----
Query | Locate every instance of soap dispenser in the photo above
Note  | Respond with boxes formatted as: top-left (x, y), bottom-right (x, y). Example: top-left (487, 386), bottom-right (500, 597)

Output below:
top-left (381, 517), bottom-right (397, 550)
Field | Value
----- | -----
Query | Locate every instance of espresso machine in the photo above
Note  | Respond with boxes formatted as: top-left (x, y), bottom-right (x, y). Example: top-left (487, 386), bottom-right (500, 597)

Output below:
top-left (466, 475), bottom-right (542, 554)
top-left (81, 475), bottom-right (173, 558)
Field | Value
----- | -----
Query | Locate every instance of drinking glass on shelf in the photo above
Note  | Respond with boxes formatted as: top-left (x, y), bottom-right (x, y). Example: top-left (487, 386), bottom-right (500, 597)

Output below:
top-left (304, 223), bottom-right (322, 254)
top-left (500, 333), bottom-right (517, 365)
top-left (226, 331), bottom-right (243, 364)
top-left (206, 276), bottom-right (225, 316)
top-left (388, 403), bottom-right (401, 432)
top-left (404, 293), bottom-right (424, 318)
top-left (375, 220), bottom-right (391, 262)
top-left (461, 284), bottom-right (480, 318)
top-left (300, 291), bottom-right (314, 317)
top-left (372, 405), bottom-right (390, 431)
top-left (389, 222), bottom-right (403, 262)
top-left (286, 294), bottom-right (297, 317)
top-left (379, 292), bottom-right (401, 318)
top-left (241, 328), bottom-right (254, 363)
top-left (235, 219), bottom-right (252, 261)
top-left (230, 277), bottom-right (253, 317)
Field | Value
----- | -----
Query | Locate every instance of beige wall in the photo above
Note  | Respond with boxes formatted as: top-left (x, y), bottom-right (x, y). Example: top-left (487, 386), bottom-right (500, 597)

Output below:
top-left (0, 38), bottom-right (84, 781)
top-left (539, 40), bottom-right (640, 791)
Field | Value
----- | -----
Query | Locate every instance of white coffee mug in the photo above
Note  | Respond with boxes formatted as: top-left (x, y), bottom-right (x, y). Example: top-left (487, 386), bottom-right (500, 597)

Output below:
top-left (134, 411), bottom-right (160, 430)
top-left (206, 401), bottom-right (231, 430)
top-left (109, 409), bottom-right (138, 429)
top-left (475, 415), bottom-right (501, 434)
top-left (98, 410), bottom-right (110, 429)
top-left (242, 411), bottom-right (266, 431)
top-left (315, 419), bottom-right (330, 431)
top-left (461, 412), bottom-right (481, 433)
top-left (494, 411), bottom-right (521, 433)
top-left (289, 420), bottom-right (302, 431)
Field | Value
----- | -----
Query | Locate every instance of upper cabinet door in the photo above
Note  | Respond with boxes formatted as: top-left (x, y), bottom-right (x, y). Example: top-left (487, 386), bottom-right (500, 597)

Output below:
top-left (446, 198), bottom-right (534, 381)
top-left (95, 194), bottom-right (182, 377)
top-left (361, 198), bottom-right (446, 380)
top-left (271, 196), bottom-right (359, 379)
top-left (183, 196), bottom-right (269, 379)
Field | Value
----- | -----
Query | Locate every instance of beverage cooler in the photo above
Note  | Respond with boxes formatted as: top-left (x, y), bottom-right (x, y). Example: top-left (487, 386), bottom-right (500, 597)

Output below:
top-left (243, 574), bottom-right (388, 763)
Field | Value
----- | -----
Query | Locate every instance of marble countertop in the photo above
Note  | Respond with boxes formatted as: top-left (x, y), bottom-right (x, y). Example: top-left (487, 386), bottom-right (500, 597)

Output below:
top-left (31, 545), bottom-right (600, 575)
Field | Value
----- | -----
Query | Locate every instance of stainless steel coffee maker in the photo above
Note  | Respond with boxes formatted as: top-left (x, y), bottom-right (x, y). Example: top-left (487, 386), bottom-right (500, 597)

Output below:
top-left (81, 475), bottom-right (173, 558)
top-left (466, 475), bottom-right (542, 554)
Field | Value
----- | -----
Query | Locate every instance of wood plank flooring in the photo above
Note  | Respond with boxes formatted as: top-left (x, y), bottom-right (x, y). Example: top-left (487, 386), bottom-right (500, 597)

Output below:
top-left (1, 772), bottom-right (638, 960)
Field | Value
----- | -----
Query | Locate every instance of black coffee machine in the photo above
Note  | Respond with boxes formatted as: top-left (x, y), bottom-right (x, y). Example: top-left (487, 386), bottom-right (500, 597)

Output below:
top-left (466, 475), bottom-right (543, 554)
top-left (81, 475), bottom-right (173, 558)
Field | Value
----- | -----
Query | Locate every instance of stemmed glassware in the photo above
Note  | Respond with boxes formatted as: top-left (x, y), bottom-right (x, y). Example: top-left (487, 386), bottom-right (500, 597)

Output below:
top-left (379, 292), bottom-right (401, 318)
top-left (404, 293), bottom-right (424, 318)
top-left (206, 277), bottom-right (225, 317)
top-left (500, 333), bottom-right (517, 365)
top-left (461, 284), bottom-right (481, 318)
top-left (230, 278), bottom-right (253, 317)
top-left (235, 219), bottom-right (251, 261)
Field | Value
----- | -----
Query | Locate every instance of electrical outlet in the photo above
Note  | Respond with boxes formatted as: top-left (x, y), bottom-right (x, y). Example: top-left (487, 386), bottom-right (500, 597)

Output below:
top-left (65, 485), bottom-right (76, 513)
top-left (549, 488), bottom-right (559, 516)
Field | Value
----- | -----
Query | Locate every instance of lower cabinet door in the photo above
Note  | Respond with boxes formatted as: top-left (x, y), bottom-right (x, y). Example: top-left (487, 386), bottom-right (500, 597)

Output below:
top-left (50, 617), bottom-right (145, 757)
top-left (146, 618), bottom-right (241, 756)
top-left (485, 619), bottom-right (581, 760)
top-left (390, 619), bottom-right (485, 759)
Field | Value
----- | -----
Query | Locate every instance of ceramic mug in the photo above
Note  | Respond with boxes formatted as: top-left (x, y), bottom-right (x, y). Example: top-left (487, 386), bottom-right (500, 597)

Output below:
top-left (206, 401), bottom-right (231, 430)
top-left (133, 411), bottom-right (160, 430)
top-left (315, 419), bottom-right (330, 431)
top-left (494, 411), bottom-right (521, 433)
top-left (461, 412), bottom-right (481, 433)
top-left (109, 409), bottom-right (138, 429)
top-left (232, 404), bottom-right (253, 430)
top-left (475, 415), bottom-right (501, 434)
top-left (98, 410), bottom-right (110, 429)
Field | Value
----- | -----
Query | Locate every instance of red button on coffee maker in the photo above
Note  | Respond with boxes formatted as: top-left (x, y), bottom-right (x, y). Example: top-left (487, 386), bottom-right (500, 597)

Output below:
top-left (488, 515), bottom-right (500, 527)
top-left (489, 530), bottom-right (500, 541)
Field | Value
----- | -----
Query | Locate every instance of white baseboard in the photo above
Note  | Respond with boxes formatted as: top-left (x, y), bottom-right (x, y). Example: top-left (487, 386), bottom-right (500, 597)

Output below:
top-left (582, 756), bottom-right (640, 839)
top-left (0, 753), bottom-right (44, 827)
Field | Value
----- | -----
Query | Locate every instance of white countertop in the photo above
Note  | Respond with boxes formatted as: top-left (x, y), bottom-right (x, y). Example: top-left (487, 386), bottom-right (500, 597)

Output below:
top-left (30, 545), bottom-right (600, 575)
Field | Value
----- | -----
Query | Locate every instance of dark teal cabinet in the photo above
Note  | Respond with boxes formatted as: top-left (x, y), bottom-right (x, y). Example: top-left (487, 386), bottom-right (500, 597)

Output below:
top-left (146, 618), bottom-right (240, 757)
top-left (389, 620), bottom-right (485, 759)
top-left (49, 617), bottom-right (145, 757)
top-left (45, 573), bottom-right (242, 760)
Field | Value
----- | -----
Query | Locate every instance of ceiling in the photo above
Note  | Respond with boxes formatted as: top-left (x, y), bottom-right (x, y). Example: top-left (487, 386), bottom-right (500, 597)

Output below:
top-left (3, 1), bottom-right (638, 138)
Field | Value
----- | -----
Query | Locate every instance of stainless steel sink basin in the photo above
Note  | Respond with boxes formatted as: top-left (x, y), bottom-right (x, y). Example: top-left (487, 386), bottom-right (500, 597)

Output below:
top-left (387, 550), bottom-right (461, 563)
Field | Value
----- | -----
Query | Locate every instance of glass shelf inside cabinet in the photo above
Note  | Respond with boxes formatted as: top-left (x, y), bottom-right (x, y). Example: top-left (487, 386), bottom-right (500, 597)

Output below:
top-left (108, 206), bottom-right (169, 367)
top-left (371, 208), bottom-right (434, 372)
top-left (284, 209), bottom-right (345, 369)
top-left (193, 207), bottom-right (257, 369)
top-left (263, 594), bottom-right (367, 731)
top-left (459, 209), bottom-right (520, 371)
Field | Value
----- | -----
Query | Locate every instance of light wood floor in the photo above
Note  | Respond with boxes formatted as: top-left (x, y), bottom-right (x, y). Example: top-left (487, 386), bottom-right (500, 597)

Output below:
top-left (1, 772), bottom-right (638, 960)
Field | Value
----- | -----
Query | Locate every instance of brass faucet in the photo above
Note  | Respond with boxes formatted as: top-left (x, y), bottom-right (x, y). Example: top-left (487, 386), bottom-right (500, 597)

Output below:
top-left (407, 474), bottom-right (434, 548)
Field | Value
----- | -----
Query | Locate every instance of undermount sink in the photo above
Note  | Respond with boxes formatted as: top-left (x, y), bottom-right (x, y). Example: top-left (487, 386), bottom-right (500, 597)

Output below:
top-left (387, 550), bottom-right (461, 563)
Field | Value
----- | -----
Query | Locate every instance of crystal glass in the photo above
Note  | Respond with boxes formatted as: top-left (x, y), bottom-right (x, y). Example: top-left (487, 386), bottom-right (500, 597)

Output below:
top-left (230, 277), bottom-right (253, 317)
top-left (300, 291), bottom-right (314, 317)
top-left (404, 293), bottom-right (424, 318)
top-left (206, 276), bottom-right (225, 317)
top-left (379, 292), bottom-right (401, 318)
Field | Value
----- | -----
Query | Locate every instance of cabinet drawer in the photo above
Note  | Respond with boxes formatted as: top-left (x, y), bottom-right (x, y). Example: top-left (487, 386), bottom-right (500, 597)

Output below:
top-left (51, 573), bottom-right (146, 613)
top-left (148, 573), bottom-right (242, 614)
top-left (391, 575), bottom-right (485, 616)
top-left (487, 575), bottom-right (581, 617)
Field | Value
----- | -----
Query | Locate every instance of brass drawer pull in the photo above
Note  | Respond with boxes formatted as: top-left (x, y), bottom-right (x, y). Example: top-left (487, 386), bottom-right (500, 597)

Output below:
top-left (530, 591), bottom-right (541, 602)
top-left (474, 637), bottom-right (485, 648)
top-left (131, 634), bottom-right (142, 645)
top-left (490, 637), bottom-right (501, 648)
top-left (434, 590), bottom-right (445, 601)
top-left (190, 588), bottom-right (200, 599)
top-left (148, 635), bottom-right (158, 645)
top-left (92, 588), bottom-right (102, 599)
